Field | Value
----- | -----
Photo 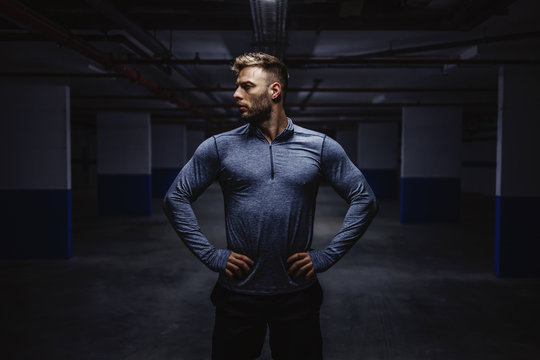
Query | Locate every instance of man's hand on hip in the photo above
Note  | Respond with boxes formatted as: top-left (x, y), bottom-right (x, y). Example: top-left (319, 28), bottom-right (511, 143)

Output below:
top-left (225, 252), bottom-right (254, 279)
top-left (287, 252), bottom-right (315, 280)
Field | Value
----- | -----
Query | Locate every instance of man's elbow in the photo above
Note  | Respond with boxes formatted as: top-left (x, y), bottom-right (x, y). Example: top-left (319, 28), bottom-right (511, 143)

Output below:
top-left (162, 193), bottom-right (170, 212)
top-left (163, 188), bottom-right (179, 213)
top-left (366, 192), bottom-right (378, 218)
top-left (163, 186), bottom-right (191, 210)
top-left (371, 196), bottom-right (379, 217)
top-left (162, 191), bottom-right (173, 215)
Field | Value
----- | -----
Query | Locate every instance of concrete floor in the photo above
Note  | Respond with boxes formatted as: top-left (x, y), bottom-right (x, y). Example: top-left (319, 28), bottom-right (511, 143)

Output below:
top-left (2, 184), bottom-right (540, 359)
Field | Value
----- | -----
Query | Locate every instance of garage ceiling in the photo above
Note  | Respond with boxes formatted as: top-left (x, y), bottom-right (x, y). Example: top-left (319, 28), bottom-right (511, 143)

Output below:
top-left (1, 0), bottom-right (540, 137)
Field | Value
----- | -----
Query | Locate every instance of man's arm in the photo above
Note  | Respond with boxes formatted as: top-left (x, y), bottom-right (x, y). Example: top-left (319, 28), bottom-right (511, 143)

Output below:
top-left (163, 137), bottom-right (233, 272)
top-left (307, 135), bottom-right (378, 274)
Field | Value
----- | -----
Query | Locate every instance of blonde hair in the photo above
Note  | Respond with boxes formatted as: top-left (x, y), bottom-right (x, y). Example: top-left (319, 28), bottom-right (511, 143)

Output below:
top-left (232, 52), bottom-right (289, 99)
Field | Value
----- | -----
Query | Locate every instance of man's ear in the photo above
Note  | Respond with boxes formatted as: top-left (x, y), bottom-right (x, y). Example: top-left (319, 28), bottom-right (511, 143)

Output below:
top-left (269, 82), bottom-right (282, 101)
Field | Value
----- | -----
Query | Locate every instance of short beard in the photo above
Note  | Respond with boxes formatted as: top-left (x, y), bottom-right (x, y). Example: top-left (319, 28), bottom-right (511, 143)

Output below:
top-left (240, 93), bottom-right (272, 125)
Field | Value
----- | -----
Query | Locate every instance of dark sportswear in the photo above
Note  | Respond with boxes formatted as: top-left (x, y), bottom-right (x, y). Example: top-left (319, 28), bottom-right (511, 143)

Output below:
top-left (163, 118), bottom-right (377, 295)
top-left (211, 280), bottom-right (323, 360)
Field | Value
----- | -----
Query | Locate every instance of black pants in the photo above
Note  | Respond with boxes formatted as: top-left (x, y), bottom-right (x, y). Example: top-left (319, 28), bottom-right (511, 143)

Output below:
top-left (210, 281), bottom-right (324, 360)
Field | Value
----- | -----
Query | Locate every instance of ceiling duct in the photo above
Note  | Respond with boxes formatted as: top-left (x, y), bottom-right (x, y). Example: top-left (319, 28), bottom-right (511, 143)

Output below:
top-left (249, 0), bottom-right (288, 59)
top-left (85, 0), bottom-right (231, 115)
top-left (0, 0), bottom-right (212, 121)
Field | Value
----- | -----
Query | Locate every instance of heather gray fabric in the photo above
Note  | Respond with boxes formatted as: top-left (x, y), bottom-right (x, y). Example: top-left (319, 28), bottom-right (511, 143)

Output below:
top-left (163, 118), bottom-right (377, 295)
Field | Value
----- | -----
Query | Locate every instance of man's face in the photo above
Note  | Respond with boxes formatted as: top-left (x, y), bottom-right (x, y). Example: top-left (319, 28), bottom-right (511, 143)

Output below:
top-left (233, 66), bottom-right (273, 124)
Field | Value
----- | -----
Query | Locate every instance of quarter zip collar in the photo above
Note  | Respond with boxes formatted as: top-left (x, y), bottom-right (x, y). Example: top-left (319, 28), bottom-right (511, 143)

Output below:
top-left (249, 118), bottom-right (294, 144)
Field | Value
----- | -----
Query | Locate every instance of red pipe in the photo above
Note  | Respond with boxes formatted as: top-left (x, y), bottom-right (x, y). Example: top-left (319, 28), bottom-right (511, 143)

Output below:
top-left (0, 0), bottom-right (213, 122)
top-left (112, 58), bottom-right (540, 66)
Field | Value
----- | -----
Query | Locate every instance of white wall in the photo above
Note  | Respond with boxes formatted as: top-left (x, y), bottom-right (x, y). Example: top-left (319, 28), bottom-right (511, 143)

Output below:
top-left (0, 84), bottom-right (71, 189)
top-left (97, 112), bottom-right (151, 175)
top-left (152, 124), bottom-right (187, 168)
top-left (496, 65), bottom-right (540, 197)
top-left (357, 122), bottom-right (399, 169)
top-left (186, 129), bottom-right (206, 160)
top-left (402, 106), bottom-right (462, 178)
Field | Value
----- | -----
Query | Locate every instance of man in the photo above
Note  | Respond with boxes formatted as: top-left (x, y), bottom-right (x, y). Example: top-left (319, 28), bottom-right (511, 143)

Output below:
top-left (163, 52), bottom-right (377, 360)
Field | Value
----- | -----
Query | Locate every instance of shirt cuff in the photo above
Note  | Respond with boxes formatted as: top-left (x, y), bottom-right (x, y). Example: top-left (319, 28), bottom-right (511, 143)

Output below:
top-left (308, 249), bottom-right (331, 273)
top-left (209, 248), bottom-right (233, 272)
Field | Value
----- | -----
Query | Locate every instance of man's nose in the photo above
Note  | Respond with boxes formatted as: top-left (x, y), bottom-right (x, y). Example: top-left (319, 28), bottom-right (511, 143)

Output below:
top-left (233, 87), bottom-right (242, 100)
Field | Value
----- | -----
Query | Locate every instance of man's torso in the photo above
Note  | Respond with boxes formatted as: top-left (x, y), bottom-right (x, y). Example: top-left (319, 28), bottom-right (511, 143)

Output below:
top-left (213, 120), bottom-right (326, 294)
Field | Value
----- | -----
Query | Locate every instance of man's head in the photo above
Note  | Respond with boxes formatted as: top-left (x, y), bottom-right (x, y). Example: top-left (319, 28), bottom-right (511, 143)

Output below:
top-left (232, 52), bottom-right (289, 123)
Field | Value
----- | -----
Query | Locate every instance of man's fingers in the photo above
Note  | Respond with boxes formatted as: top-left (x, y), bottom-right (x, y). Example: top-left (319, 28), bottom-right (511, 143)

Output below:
top-left (293, 262), bottom-right (313, 279)
top-left (227, 252), bottom-right (315, 280)
top-left (229, 257), bottom-right (251, 272)
top-left (229, 252), bottom-right (254, 273)
top-left (287, 252), bottom-right (308, 264)
top-left (233, 253), bottom-right (254, 266)
top-left (229, 252), bottom-right (254, 270)
top-left (287, 257), bottom-right (310, 275)
top-left (305, 268), bottom-right (315, 280)
top-left (287, 252), bottom-right (316, 279)
top-left (226, 262), bottom-right (244, 277)
top-left (225, 252), bottom-right (255, 279)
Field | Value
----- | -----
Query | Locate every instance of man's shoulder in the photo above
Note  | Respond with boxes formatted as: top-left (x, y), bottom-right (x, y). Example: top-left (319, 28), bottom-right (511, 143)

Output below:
top-left (213, 123), bottom-right (250, 140)
top-left (292, 123), bottom-right (326, 140)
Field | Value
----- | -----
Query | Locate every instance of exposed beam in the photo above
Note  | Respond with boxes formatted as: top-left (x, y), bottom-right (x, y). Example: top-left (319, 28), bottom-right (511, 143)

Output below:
top-left (299, 79), bottom-right (322, 110)
top-left (84, 0), bottom-right (231, 115)
top-left (0, 0), bottom-right (213, 122)
top-left (69, 88), bottom-right (495, 101)
top-left (113, 58), bottom-right (540, 66)
top-left (71, 101), bottom-right (495, 113)
top-left (0, 72), bottom-right (118, 78)
top-left (198, 102), bottom-right (497, 109)
top-left (343, 30), bottom-right (540, 59)
top-left (167, 87), bottom-right (496, 93)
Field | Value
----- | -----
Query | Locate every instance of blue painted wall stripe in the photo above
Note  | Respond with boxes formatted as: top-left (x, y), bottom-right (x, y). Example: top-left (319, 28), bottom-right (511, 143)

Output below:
top-left (400, 177), bottom-right (460, 223)
top-left (0, 189), bottom-right (71, 259)
top-left (495, 196), bottom-right (540, 277)
top-left (97, 174), bottom-right (152, 216)
top-left (361, 169), bottom-right (398, 200)
top-left (152, 167), bottom-right (181, 198)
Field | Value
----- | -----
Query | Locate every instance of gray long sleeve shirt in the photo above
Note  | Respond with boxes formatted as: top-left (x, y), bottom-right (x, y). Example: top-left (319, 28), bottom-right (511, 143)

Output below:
top-left (163, 118), bottom-right (377, 295)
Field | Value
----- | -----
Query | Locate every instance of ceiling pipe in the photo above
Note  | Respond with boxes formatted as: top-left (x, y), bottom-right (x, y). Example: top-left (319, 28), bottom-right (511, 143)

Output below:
top-left (148, 112), bottom-right (401, 119)
top-left (84, 0), bottom-right (231, 115)
top-left (0, 0), bottom-right (213, 122)
top-left (0, 72), bottom-right (119, 78)
top-left (165, 87), bottom-right (496, 93)
top-left (197, 102), bottom-right (496, 108)
top-left (69, 86), bottom-right (495, 100)
top-left (249, 0), bottom-right (289, 59)
top-left (0, 77), bottom-right (493, 92)
top-left (335, 30), bottom-right (540, 59)
top-left (71, 102), bottom-right (495, 112)
top-left (0, 31), bottom-right (170, 73)
top-left (113, 57), bottom-right (540, 66)
top-left (85, 0), bottom-right (169, 59)
top-left (299, 79), bottom-right (322, 110)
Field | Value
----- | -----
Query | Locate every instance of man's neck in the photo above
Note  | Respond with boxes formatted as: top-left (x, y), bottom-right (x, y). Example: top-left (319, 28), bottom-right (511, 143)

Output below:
top-left (256, 107), bottom-right (288, 144)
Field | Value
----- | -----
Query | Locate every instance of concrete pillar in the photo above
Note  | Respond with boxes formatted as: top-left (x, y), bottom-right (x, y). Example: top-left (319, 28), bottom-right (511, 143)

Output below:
top-left (186, 129), bottom-right (206, 159)
top-left (357, 122), bottom-right (399, 199)
top-left (401, 107), bottom-right (462, 223)
top-left (495, 65), bottom-right (540, 276)
top-left (336, 128), bottom-right (357, 164)
top-left (461, 140), bottom-right (497, 195)
top-left (97, 112), bottom-right (151, 216)
top-left (152, 124), bottom-right (186, 197)
top-left (0, 85), bottom-right (71, 259)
